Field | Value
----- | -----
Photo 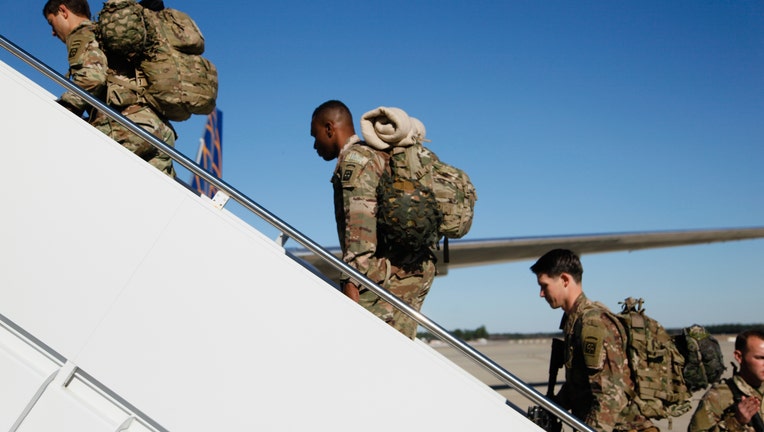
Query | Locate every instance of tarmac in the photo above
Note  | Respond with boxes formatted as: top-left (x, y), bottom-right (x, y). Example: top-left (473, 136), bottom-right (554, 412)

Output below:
top-left (430, 334), bottom-right (737, 432)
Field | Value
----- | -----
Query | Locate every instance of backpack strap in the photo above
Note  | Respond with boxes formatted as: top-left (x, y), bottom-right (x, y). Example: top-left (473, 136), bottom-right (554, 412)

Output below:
top-left (106, 74), bottom-right (142, 91)
top-left (726, 377), bottom-right (764, 432)
top-left (405, 144), bottom-right (430, 180)
top-left (598, 304), bottom-right (648, 412)
top-left (386, 145), bottom-right (418, 179)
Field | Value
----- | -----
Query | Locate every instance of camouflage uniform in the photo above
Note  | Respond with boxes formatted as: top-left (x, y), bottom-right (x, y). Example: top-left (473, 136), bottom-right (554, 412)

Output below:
top-left (91, 106), bottom-right (176, 176)
top-left (59, 20), bottom-right (107, 115)
top-left (558, 293), bottom-right (655, 432)
top-left (688, 375), bottom-right (764, 432)
top-left (332, 135), bottom-right (436, 339)
top-left (61, 21), bottom-right (176, 176)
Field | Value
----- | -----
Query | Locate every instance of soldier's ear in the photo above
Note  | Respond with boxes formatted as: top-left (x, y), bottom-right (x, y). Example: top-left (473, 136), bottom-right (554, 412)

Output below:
top-left (733, 349), bottom-right (743, 365)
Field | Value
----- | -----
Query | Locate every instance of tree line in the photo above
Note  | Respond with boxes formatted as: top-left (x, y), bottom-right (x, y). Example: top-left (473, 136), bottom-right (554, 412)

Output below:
top-left (418, 323), bottom-right (764, 342)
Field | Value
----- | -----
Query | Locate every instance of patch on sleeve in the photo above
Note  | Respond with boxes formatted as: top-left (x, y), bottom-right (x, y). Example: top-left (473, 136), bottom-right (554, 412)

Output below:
top-left (344, 151), bottom-right (368, 165)
top-left (340, 163), bottom-right (367, 188)
top-left (68, 40), bottom-right (82, 61)
top-left (339, 150), bottom-right (371, 187)
top-left (581, 324), bottom-right (606, 369)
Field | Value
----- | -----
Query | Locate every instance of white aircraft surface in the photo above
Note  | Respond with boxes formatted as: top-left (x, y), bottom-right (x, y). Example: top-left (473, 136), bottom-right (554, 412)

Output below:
top-left (1, 36), bottom-right (762, 432)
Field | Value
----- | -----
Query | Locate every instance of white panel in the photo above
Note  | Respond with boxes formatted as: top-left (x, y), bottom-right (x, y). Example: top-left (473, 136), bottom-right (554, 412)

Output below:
top-left (16, 385), bottom-right (121, 432)
top-left (0, 60), bottom-right (188, 361)
top-left (72, 172), bottom-right (535, 431)
top-left (0, 325), bottom-right (59, 431)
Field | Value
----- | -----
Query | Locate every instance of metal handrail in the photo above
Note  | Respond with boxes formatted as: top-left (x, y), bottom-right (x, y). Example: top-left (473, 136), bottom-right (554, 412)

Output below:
top-left (0, 313), bottom-right (166, 432)
top-left (0, 34), bottom-right (594, 432)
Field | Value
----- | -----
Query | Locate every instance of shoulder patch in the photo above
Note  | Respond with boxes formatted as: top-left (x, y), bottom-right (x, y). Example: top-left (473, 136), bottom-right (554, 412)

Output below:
top-left (338, 148), bottom-right (375, 187)
top-left (581, 322), bottom-right (607, 369)
top-left (68, 40), bottom-right (82, 61)
top-left (344, 151), bottom-right (369, 166)
top-left (339, 163), bottom-right (366, 187)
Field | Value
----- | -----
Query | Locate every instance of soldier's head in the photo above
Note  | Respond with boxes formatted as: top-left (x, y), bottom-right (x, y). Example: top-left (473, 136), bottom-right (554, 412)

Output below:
top-left (311, 100), bottom-right (355, 161)
top-left (734, 329), bottom-right (764, 387)
top-left (43, 0), bottom-right (91, 43)
top-left (530, 249), bottom-right (584, 312)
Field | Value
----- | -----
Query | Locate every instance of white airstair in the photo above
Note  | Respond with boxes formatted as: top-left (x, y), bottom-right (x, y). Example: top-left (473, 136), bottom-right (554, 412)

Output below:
top-left (0, 37), bottom-right (577, 431)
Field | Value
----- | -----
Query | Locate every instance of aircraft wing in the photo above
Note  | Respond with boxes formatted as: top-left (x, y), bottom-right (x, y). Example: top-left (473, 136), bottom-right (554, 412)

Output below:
top-left (288, 227), bottom-right (764, 284)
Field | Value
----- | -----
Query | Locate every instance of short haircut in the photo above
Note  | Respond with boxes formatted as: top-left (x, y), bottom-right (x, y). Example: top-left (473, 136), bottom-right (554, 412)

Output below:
top-left (312, 100), bottom-right (352, 123)
top-left (735, 329), bottom-right (764, 352)
top-left (43, 0), bottom-right (92, 19)
top-left (530, 248), bottom-right (583, 283)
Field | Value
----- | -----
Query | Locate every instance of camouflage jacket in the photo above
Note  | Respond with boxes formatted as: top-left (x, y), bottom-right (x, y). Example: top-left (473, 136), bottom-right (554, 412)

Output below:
top-left (60, 20), bottom-right (107, 116)
top-left (689, 375), bottom-right (764, 432)
top-left (331, 136), bottom-right (433, 286)
top-left (558, 293), bottom-right (653, 432)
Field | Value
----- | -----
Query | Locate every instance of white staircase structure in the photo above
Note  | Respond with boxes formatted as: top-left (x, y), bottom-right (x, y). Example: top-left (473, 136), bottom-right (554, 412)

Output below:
top-left (0, 51), bottom-right (547, 430)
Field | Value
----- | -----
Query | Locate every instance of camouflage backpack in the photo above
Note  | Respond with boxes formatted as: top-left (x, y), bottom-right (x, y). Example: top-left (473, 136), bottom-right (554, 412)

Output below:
top-left (674, 324), bottom-right (726, 392)
top-left (423, 146), bottom-right (477, 240)
top-left (96, 0), bottom-right (218, 121)
top-left (376, 145), bottom-right (442, 254)
top-left (609, 298), bottom-right (693, 420)
top-left (96, 0), bottom-right (147, 61)
top-left (376, 142), bottom-right (477, 254)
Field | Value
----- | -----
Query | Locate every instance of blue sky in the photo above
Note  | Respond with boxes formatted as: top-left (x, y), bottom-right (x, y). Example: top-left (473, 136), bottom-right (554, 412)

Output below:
top-left (2, 1), bottom-right (762, 333)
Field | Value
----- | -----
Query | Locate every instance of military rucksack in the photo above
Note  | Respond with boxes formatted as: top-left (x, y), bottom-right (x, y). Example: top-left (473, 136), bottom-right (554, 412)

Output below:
top-left (424, 146), bottom-right (477, 240)
top-left (361, 107), bottom-right (477, 254)
top-left (376, 137), bottom-right (479, 253)
top-left (376, 144), bottom-right (443, 255)
top-left (609, 297), bottom-right (693, 420)
top-left (674, 324), bottom-right (726, 392)
top-left (96, 0), bottom-right (218, 121)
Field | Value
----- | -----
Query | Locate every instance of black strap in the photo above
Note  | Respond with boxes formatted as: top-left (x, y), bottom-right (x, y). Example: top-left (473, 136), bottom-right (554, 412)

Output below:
top-left (548, 338), bottom-right (565, 397)
top-left (443, 237), bottom-right (449, 263)
top-left (726, 377), bottom-right (764, 432)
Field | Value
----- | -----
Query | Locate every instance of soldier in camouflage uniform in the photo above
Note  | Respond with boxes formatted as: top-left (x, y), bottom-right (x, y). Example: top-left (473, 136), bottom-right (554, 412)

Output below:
top-left (689, 330), bottom-right (764, 432)
top-left (530, 249), bottom-right (657, 432)
top-left (311, 100), bottom-right (436, 339)
top-left (43, 0), bottom-right (175, 176)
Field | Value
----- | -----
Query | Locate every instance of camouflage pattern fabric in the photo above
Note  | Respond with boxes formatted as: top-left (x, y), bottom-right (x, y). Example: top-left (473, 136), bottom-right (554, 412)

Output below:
top-left (60, 21), bottom-right (107, 115)
top-left (413, 144), bottom-right (477, 239)
top-left (558, 294), bottom-right (655, 432)
top-left (612, 298), bottom-right (692, 420)
top-left (332, 137), bottom-right (436, 339)
top-left (376, 145), bottom-right (442, 256)
top-left (96, 0), bottom-right (147, 61)
top-left (96, 32), bottom-right (177, 175)
top-left (155, 8), bottom-right (205, 55)
top-left (58, 20), bottom-right (174, 177)
top-left (91, 105), bottom-right (176, 176)
top-left (138, 8), bottom-right (218, 121)
top-left (689, 375), bottom-right (764, 432)
top-left (96, 1), bottom-right (217, 121)
top-left (679, 324), bottom-right (727, 392)
top-left (358, 259), bottom-right (436, 339)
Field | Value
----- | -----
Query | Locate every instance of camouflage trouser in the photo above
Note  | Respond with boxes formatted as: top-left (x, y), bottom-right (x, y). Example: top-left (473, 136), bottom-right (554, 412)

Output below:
top-left (92, 105), bottom-right (176, 177)
top-left (358, 259), bottom-right (436, 339)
